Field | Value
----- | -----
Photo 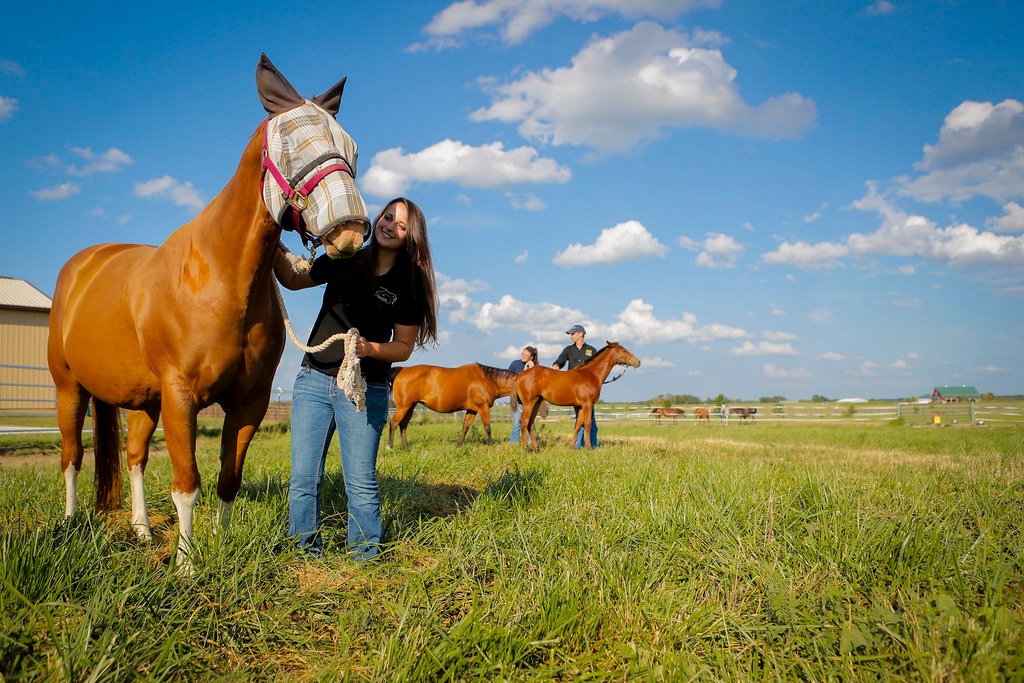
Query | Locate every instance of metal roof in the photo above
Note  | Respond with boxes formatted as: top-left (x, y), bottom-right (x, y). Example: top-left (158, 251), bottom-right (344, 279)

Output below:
top-left (0, 277), bottom-right (52, 311)
top-left (933, 385), bottom-right (979, 396)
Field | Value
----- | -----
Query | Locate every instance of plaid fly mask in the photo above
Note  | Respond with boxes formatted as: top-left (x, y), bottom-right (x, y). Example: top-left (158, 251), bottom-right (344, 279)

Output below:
top-left (261, 101), bottom-right (370, 243)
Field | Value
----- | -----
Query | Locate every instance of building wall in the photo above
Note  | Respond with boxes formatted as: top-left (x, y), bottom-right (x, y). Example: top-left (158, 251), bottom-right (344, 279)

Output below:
top-left (0, 308), bottom-right (55, 412)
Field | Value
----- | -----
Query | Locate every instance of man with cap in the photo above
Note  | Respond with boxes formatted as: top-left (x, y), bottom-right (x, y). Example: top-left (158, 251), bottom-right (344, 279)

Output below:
top-left (552, 324), bottom-right (599, 448)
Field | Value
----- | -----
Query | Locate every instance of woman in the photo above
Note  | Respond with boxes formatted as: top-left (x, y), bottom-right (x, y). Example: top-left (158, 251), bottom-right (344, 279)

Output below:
top-left (275, 197), bottom-right (438, 560)
top-left (507, 346), bottom-right (538, 444)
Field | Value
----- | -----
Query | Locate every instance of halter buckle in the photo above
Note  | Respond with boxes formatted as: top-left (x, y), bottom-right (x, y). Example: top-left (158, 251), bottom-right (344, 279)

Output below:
top-left (289, 194), bottom-right (309, 211)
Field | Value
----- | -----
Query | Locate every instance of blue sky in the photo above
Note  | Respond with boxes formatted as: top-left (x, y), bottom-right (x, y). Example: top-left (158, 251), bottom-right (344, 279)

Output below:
top-left (2, 1), bottom-right (1022, 402)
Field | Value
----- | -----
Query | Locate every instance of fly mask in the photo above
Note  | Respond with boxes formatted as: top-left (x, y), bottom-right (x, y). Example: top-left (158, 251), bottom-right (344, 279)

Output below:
top-left (257, 53), bottom-right (370, 254)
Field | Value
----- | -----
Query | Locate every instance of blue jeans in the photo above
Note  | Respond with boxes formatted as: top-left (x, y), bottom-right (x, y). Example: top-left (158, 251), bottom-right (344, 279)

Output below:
top-left (510, 405), bottom-right (521, 444)
top-left (288, 366), bottom-right (389, 560)
top-left (574, 406), bottom-right (598, 448)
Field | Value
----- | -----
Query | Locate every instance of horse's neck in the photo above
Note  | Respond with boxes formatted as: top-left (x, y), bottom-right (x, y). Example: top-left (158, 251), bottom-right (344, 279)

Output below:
top-left (176, 125), bottom-right (280, 294)
top-left (589, 349), bottom-right (617, 381)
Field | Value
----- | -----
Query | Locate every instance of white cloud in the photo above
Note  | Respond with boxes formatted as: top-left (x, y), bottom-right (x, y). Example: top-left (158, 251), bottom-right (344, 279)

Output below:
top-left (887, 359), bottom-right (910, 370)
top-left (808, 308), bottom-right (832, 324)
top-left (898, 264), bottom-right (916, 275)
top-left (818, 352), bottom-right (846, 361)
top-left (763, 330), bottom-right (797, 341)
top-left (508, 191), bottom-right (546, 211)
top-left (418, 0), bottom-right (717, 47)
top-left (0, 60), bottom-right (25, 76)
top-left (641, 356), bottom-right (674, 368)
top-left (471, 22), bottom-right (815, 153)
top-left (856, 360), bottom-right (878, 376)
top-left (554, 220), bottom-right (668, 266)
top-left (30, 182), bottom-right (81, 200)
top-left (473, 294), bottom-right (588, 340)
top-left (515, 250), bottom-right (529, 264)
top-left (864, 1), bottom-right (895, 16)
top-left (362, 139), bottom-right (570, 197)
top-left (133, 176), bottom-right (203, 211)
top-left (762, 240), bottom-right (848, 270)
top-left (603, 299), bottom-right (748, 344)
top-left (67, 146), bottom-right (134, 175)
top-left (979, 364), bottom-right (1007, 373)
top-left (679, 232), bottom-right (744, 268)
top-left (437, 272), bottom-right (488, 322)
top-left (731, 341), bottom-right (797, 356)
top-left (765, 184), bottom-right (1024, 272)
top-left (0, 96), bottom-right (16, 122)
top-left (803, 211), bottom-right (821, 223)
top-left (763, 363), bottom-right (810, 379)
top-left (986, 201), bottom-right (1024, 233)
top-left (687, 369), bottom-right (702, 376)
top-left (899, 99), bottom-right (1024, 203)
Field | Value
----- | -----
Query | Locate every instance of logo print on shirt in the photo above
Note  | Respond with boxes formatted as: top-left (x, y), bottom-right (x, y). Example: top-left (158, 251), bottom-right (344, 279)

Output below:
top-left (375, 287), bottom-right (397, 305)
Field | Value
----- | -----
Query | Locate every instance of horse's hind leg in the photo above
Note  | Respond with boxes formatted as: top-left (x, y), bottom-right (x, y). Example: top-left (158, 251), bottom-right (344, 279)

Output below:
top-left (479, 405), bottom-right (493, 444)
top-left (53, 378), bottom-right (90, 517)
top-left (388, 403), bottom-right (408, 449)
top-left (458, 411), bottom-right (477, 446)
top-left (125, 408), bottom-right (160, 540)
top-left (216, 390), bottom-right (272, 533)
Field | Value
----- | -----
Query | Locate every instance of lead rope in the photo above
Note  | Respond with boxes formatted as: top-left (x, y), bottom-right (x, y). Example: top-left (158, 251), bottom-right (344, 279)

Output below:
top-left (274, 245), bottom-right (366, 412)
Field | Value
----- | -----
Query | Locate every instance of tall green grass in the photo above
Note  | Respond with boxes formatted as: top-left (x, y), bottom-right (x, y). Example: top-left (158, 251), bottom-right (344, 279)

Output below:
top-left (1, 422), bottom-right (1021, 680)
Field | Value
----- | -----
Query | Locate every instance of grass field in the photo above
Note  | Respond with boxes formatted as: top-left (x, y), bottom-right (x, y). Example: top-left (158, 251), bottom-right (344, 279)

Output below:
top-left (1, 419), bottom-right (1022, 680)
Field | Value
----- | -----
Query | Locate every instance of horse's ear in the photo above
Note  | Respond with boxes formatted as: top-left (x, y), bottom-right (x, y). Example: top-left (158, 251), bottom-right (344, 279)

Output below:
top-left (312, 76), bottom-right (347, 116)
top-left (256, 52), bottom-right (305, 114)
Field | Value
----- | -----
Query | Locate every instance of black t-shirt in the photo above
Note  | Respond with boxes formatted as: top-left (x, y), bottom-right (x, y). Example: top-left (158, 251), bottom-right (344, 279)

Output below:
top-left (553, 343), bottom-right (597, 370)
top-left (303, 250), bottom-right (422, 383)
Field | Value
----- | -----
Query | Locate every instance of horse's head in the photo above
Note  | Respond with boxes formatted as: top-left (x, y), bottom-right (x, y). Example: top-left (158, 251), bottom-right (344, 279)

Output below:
top-left (257, 53), bottom-right (370, 259)
top-left (606, 341), bottom-right (641, 368)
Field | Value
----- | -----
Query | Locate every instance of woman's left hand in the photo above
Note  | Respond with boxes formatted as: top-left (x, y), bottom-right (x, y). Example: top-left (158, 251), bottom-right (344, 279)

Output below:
top-left (355, 336), bottom-right (371, 358)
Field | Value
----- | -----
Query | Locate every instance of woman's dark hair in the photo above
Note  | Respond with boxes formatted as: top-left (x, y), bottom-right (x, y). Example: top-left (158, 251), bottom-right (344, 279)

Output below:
top-left (524, 346), bottom-right (538, 364)
top-left (355, 197), bottom-right (438, 348)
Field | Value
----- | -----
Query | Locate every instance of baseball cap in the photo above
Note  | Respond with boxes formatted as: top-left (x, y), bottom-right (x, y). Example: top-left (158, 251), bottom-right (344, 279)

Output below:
top-left (566, 324), bottom-right (586, 335)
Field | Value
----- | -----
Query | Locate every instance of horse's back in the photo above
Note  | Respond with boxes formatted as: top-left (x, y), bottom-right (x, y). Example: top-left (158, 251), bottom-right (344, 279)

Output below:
top-left (394, 363), bottom-right (490, 413)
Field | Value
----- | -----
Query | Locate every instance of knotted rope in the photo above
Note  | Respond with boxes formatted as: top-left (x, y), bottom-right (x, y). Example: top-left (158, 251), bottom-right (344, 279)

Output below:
top-left (274, 245), bottom-right (366, 411)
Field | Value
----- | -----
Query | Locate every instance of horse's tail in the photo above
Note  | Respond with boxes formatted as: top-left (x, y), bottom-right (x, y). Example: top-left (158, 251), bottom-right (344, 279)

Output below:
top-left (91, 397), bottom-right (122, 512)
top-left (510, 378), bottom-right (519, 411)
top-left (390, 367), bottom-right (403, 383)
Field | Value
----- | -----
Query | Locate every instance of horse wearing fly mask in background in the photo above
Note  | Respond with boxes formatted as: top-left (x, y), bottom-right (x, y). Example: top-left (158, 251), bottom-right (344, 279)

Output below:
top-left (47, 53), bottom-right (370, 570)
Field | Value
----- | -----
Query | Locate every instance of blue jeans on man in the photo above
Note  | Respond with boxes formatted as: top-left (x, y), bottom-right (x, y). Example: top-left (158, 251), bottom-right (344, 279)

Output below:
top-left (288, 366), bottom-right (388, 560)
top-left (510, 404), bottom-right (522, 444)
top-left (574, 406), bottom-right (598, 448)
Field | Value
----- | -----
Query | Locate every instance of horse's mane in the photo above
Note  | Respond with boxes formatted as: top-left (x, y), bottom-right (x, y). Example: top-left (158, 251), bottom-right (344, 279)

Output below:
top-left (579, 342), bottom-right (619, 367)
top-left (477, 364), bottom-right (517, 382)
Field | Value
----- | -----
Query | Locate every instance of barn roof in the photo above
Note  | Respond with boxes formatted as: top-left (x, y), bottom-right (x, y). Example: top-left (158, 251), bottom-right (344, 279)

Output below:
top-left (933, 385), bottom-right (979, 396)
top-left (0, 277), bottom-right (52, 311)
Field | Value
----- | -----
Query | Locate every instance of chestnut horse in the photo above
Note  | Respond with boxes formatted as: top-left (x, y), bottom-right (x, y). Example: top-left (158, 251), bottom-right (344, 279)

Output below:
top-left (47, 54), bottom-right (370, 569)
top-left (693, 407), bottom-right (711, 423)
top-left (650, 406), bottom-right (685, 422)
top-left (515, 342), bottom-right (640, 449)
top-left (389, 364), bottom-right (517, 448)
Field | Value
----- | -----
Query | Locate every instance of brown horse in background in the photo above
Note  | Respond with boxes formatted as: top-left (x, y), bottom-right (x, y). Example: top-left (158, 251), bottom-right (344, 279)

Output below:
top-left (47, 55), bottom-right (369, 569)
top-left (729, 406), bottom-right (757, 423)
top-left (514, 342), bottom-right (640, 450)
top-left (651, 407), bottom-right (685, 422)
top-left (694, 407), bottom-right (711, 423)
top-left (389, 363), bottom-right (517, 447)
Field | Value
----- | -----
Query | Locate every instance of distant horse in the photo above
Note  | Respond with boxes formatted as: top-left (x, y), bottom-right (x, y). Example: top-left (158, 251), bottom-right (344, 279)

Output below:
top-left (693, 407), bottom-right (711, 423)
top-left (729, 406), bottom-right (757, 423)
top-left (389, 364), bottom-right (517, 448)
top-left (650, 407), bottom-right (685, 423)
top-left (47, 54), bottom-right (370, 569)
top-left (514, 342), bottom-right (641, 449)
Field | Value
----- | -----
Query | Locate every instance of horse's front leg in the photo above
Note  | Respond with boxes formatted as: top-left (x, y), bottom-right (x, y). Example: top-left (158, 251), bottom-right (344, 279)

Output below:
top-left (160, 383), bottom-right (200, 571)
top-left (576, 402), bottom-right (594, 449)
top-left (458, 411), bottom-right (477, 446)
top-left (126, 407), bottom-right (160, 540)
top-left (216, 390), bottom-right (271, 532)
